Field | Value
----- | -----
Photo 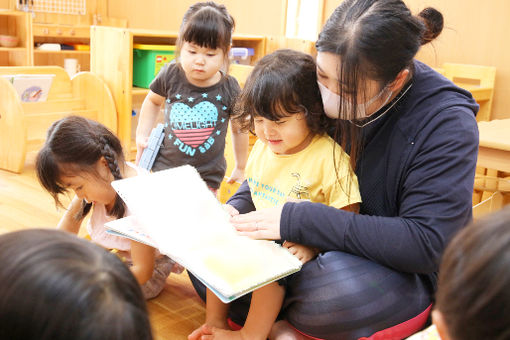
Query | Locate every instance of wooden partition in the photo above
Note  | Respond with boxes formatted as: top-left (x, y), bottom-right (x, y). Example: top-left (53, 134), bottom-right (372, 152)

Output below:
top-left (265, 36), bottom-right (315, 55)
top-left (0, 66), bottom-right (117, 173)
top-left (0, 0), bottom-right (11, 9)
top-left (108, 0), bottom-right (286, 37)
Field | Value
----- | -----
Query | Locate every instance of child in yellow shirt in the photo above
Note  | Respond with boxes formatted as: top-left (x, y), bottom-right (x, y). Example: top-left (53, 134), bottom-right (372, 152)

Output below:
top-left (189, 49), bottom-right (360, 340)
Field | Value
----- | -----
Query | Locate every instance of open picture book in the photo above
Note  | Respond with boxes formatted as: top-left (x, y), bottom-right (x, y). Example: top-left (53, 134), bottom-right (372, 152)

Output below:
top-left (105, 165), bottom-right (302, 303)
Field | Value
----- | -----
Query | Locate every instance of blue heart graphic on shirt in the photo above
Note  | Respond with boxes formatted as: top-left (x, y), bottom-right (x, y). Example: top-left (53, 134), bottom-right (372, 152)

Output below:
top-left (170, 101), bottom-right (218, 147)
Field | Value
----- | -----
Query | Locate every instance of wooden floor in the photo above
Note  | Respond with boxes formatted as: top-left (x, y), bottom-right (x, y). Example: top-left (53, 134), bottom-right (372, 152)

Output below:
top-left (0, 153), bottom-right (205, 340)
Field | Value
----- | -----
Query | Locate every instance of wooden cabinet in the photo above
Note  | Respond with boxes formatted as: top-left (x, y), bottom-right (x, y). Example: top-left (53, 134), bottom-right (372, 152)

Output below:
top-left (0, 12), bottom-right (92, 70)
top-left (33, 23), bottom-right (91, 72)
top-left (0, 11), bottom-right (32, 66)
top-left (91, 25), bottom-right (266, 157)
top-left (0, 6), bottom-right (126, 70)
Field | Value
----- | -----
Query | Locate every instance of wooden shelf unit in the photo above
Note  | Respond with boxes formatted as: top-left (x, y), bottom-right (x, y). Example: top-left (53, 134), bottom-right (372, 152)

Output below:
top-left (33, 23), bottom-right (91, 71)
top-left (0, 11), bottom-right (33, 66)
top-left (0, 12), bottom-right (91, 70)
top-left (0, 3), bottom-right (126, 69)
top-left (91, 26), bottom-right (266, 156)
top-left (0, 66), bottom-right (117, 173)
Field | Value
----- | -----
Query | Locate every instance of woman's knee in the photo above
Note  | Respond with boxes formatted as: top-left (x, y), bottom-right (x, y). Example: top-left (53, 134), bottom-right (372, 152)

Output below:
top-left (281, 251), bottom-right (431, 339)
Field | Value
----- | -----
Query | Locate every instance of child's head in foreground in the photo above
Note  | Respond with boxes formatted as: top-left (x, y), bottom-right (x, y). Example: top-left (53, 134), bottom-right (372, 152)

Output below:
top-left (433, 207), bottom-right (510, 340)
top-left (234, 49), bottom-right (329, 155)
top-left (0, 229), bottom-right (152, 340)
top-left (36, 116), bottom-right (126, 219)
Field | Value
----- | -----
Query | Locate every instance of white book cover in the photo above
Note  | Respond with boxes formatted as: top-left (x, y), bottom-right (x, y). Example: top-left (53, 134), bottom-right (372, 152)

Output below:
top-left (107, 165), bottom-right (302, 303)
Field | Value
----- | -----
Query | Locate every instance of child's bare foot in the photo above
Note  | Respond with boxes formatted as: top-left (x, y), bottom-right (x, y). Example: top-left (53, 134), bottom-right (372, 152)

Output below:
top-left (210, 327), bottom-right (266, 340)
top-left (269, 320), bottom-right (313, 340)
top-left (188, 324), bottom-right (212, 340)
top-left (188, 319), bottom-right (230, 340)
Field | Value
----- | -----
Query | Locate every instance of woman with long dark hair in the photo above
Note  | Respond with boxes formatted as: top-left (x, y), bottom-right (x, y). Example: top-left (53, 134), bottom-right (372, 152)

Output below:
top-left (191, 0), bottom-right (479, 339)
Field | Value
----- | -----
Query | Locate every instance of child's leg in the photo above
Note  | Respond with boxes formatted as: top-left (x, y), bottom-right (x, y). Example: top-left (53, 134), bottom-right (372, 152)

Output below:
top-left (242, 282), bottom-right (286, 338)
top-left (205, 288), bottom-right (230, 329)
top-left (211, 282), bottom-right (285, 340)
top-left (140, 255), bottom-right (175, 299)
top-left (188, 288), bottom-right (230, 340)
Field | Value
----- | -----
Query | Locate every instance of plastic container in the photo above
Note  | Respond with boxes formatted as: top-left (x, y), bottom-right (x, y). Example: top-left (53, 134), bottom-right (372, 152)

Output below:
top-left (0, 35), bottom-right (19, 48)
top-left (72, 44), bottom-right (90, 51)
top-left (133, 44), bottom-right (176, 88)
top-left (229, 47), bottom-right (254, 65)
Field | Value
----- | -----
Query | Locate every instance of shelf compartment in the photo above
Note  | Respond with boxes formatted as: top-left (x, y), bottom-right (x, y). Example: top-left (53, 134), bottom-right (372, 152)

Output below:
top-left (0, 11), bottom-right (33, 66)
top-left (34, 49), bottom-right (90, 55)
top-left (132, 87), bottom-right (150, 96)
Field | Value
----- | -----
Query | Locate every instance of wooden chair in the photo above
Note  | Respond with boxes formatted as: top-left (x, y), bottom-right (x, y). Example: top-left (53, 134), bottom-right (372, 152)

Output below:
top-left (442, 63), bottom-right (496, 122)
top-left (432, 67), bottom-right (445, 76)
top-left (228, 63), bottom-right (254, 89)
top-left (218, 64), bottom-right (256, 204)
top-left (0, 66), bottom-right (117, 173)
top-left (473, 191), bottom-right (504, 220)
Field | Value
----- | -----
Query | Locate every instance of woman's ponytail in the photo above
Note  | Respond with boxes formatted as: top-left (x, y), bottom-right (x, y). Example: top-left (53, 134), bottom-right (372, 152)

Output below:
top-left (417, 7), bottom-right (444, 45)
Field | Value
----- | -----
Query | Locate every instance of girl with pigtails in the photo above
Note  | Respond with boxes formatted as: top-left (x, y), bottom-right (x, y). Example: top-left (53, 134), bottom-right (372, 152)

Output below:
top-left (36, 116), bottom-right (181, 300)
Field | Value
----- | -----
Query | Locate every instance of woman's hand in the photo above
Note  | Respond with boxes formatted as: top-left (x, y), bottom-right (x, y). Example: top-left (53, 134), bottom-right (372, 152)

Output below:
top-left (230, 206), bottom-right (283, 240)
top-left (223, 204), bottom-right (239, 218)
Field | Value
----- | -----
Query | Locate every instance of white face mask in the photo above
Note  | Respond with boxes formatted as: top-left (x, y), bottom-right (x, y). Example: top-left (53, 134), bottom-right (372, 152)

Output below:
top-left (317, 81), bottom-right (392, 120)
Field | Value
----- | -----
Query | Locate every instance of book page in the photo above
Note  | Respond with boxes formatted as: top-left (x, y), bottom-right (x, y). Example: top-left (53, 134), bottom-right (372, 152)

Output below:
top-left (105, 215), bottom-right (156, 247)
top-left (111, 165), bottom-right (302, 302)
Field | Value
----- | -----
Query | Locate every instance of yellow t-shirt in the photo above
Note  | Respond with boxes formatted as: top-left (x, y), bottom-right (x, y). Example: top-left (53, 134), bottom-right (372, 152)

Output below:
top-left (245, 134), bottom-right (361, 210)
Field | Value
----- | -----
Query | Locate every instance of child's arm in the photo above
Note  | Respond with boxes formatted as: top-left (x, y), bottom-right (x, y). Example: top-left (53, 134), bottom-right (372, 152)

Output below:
top-left (129, 241), bottom-right (156, 285)
top-left (227, 119), bottom-right (249, 183)
top-left (342, 203), bottom-right (360, 213)
top-left (57, 196), bottom-right (85, 234)
top-left (135, 91), bottom-right (166, 164)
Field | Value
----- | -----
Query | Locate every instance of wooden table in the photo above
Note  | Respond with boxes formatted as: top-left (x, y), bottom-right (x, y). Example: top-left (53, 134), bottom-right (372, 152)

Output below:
top-left (477, 119), bottom-right (510, 172)
top-left (473, 119), bottom-right (510, 216)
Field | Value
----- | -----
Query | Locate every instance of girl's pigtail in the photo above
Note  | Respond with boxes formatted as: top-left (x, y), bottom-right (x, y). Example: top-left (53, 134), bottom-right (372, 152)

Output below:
top-left (99, 136), bottom-right (126, 219)
top-left (74, 199), bottom-right (93, 221)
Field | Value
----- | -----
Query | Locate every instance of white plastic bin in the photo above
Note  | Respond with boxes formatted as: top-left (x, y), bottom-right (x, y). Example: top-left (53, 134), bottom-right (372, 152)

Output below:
top-left (229, 47), bottom-right (254, 65)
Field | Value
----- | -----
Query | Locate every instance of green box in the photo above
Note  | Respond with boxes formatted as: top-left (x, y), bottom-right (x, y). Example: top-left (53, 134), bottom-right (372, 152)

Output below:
top-left (133, 44), bottom-right (176, 88)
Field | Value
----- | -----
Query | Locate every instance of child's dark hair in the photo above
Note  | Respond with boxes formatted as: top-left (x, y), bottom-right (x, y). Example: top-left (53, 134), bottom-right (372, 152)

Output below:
top-left (177, 1), bottom-right (235, 56)
top-left (233, 49), bottom-right (329, 134)
top-left (36, 116), bottom-right (126, 219)
top-left (435, 207), bottom-right (510, 340)
top-left (0, 229), bottom-right (152, 340)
